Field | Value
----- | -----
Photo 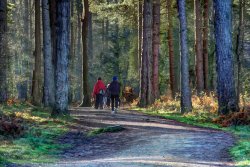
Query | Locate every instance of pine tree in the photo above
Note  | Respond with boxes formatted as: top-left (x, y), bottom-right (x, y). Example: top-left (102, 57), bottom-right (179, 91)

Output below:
top-left (53, 0), bottom-right (71, 115)
top-left (0, 0), bottom-right (8, 102)
top-left (177, 0), bottom-right (192, 113)
top-left (43, 0), bottom-right (55, 107)
top-left (32, 0), bottom-right (42, 105)
top-left (214, 0), bottom-right (239, 114)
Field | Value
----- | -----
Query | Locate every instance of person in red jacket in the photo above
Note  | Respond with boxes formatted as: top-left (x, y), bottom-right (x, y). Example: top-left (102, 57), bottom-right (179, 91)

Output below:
top-left (92, 77), bottom-right (106, 109)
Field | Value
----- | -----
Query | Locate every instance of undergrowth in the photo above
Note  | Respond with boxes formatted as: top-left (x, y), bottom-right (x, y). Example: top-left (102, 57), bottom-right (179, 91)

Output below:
top-left (0, 103), bottom-right (73, 165)
top-left (132, 93), bottom-right (250, 167)
top-left (88, 125), bottom-right (125, 137)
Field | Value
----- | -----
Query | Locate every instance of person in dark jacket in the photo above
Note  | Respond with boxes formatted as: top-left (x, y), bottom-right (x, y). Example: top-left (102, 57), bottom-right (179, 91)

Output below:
top-left (108, 76), bottom-right (121, 114)
top-left (92, 77), bottom-right (106, 109)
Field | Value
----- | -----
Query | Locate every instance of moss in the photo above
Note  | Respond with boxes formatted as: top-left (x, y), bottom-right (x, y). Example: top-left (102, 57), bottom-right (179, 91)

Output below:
top-left (0, 103), bottom-right (73, 165)
top-left (88, 125), bottom-right (125, 137)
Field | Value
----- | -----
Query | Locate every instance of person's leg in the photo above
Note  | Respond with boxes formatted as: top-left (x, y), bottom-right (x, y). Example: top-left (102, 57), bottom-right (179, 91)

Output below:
top-left (107, 97), bottom-right (110, 108)
top-left (111, 95), bottom-right (115, 112)
top-left (95, 94), bottom-right (99, 109)
top-left (115, 95), bottom-right (119, 112)
top-left (99, 94), bottom-right (104, 109)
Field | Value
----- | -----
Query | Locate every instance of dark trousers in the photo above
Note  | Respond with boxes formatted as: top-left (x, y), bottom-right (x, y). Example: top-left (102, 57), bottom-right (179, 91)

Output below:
top-left (111, 95), bottom-right (119, 111)
top-left (106, 97), bottom-right (110, 107)
top-left (95, 94), bottom-right (103, 109)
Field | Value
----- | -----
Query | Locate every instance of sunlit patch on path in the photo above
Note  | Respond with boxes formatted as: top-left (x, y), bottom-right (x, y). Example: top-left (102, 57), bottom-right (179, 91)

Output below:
top-left (40, 107), bottom-right (235, 167)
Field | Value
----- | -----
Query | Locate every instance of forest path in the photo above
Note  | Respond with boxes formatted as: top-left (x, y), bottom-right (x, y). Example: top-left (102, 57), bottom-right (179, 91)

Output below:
top-left (45, 107), bottom-right (235, 167)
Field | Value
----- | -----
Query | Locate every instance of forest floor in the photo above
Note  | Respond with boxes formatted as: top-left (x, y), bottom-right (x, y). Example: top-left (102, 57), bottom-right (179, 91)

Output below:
top-left (34, 107), bottom-right (236, 167)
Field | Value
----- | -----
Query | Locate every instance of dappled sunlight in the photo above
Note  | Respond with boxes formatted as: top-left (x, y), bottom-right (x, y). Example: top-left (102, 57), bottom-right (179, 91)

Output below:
top-left (61, 156), bottom-right (235, 167)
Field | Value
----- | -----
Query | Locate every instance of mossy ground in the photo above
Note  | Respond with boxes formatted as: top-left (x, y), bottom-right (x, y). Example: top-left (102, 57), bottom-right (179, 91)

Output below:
top-left (0, 103), bottom-right (73, 165)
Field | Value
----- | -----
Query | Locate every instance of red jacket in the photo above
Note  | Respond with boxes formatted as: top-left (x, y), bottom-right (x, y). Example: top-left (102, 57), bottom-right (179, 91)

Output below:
top-left (92, 80), bottom-right (106, 96)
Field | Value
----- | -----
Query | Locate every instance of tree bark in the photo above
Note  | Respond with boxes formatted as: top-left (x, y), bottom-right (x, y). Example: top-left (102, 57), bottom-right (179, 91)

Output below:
top-left (214, 0), bottom-right (239, 114)
top-left (88, 12), bottom-right (93, 60)
top-left (76, 10), bottom-right (83, 101)
top-left (0, 0), bottom-right (8, 102)
top-left (194, 0), bottom-right (204, 93)
top-left (32, 0), bottom-right (42, 105)
top-left (203, 0), bottom-right (209, 91)
top-left (138, 0), bottom-right (142, 74)
top-left (49, 0), bottom-right (57, 67)
top-left (167, 0), bottom-right (176, 98)
top-left (53, 0), bottom-right (70, 115)
top-left (69, 0), bottom-right (75, 103)
top-left (177, 0), bottom-right (192, 113)
top-left (42, 0), bottom-right (55, 107)
top-left (80, 0), bottom-right (91, 107)
top-left (139, 0), bottom-right (153, 107)
top-left (152, 0), bottom-right (160, 100)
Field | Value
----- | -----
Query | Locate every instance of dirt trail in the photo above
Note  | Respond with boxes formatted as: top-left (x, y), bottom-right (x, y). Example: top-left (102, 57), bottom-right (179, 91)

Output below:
top-left (42, 107), bottom-right (235, 167)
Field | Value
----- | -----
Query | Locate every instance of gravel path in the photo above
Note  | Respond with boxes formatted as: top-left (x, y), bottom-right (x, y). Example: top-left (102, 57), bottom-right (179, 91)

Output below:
top-left (40, 108), bottom-right (235, 167)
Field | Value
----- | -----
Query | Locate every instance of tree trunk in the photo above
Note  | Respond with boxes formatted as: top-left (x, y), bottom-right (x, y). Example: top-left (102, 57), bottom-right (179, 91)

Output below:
top-left (177, 0), bottom-right (192, 113)
top-left (42, 0), bottom-right (55, 107)
top-left (139, 0), bottom-right (153, 107)
top-left (88, 12), bottom-right (93, 60)
top-left (138, 0), bottom-right (142, 73)
top-left (69, 0), bottom-right (75, 103)
top-left (29, 0), bottom-right (33, 40)
top-left (236, 0), bottom-right (245, 107)
top-left (194, 0), bottom-right (204, 93)
top-left (80, 0), bottom-right (91, 107)
top-left (214, 0), bottom-right (239, 114)
top-left (203, 0), bottom-right (209, 91)
top-left (77, 11), bottom-right (83, 101)
top-left (49, 0), bottom-right (57, 67)
top-left (152, 0), bottom-right (160, 100)
top-left (0, 0), bottom-right (8, 102)
top-left (53, 0), bottom-right (70, 115)
top-left (32, 0), bottom-right (42, 105)
top-left (167, 0), bottom-right (176, 98)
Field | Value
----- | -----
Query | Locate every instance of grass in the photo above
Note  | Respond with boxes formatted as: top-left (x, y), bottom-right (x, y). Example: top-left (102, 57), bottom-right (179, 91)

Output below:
top-left (87, 125), bottom-right (125, 137)
top-left (132, 94), bottom-right (250, 167)
top-left (0, 103), bottom-right (73, 166)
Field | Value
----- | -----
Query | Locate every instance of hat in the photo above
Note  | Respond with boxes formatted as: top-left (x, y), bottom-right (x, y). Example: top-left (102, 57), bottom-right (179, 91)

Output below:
top-left (113, 76), bottom-right (118, 81)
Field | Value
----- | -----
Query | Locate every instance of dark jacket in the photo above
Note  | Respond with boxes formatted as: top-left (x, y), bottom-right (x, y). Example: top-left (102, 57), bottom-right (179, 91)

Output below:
top-left (109, 81), bottom-right (120, 96)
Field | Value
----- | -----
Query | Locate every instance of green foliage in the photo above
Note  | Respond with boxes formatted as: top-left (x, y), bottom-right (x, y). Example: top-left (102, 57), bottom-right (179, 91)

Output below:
top-left (0, 104), bottom-right (72, 165)
top-left (229, 126), bottom-right (250, 167)
top-left (87, 125), bottom-right (125, 137)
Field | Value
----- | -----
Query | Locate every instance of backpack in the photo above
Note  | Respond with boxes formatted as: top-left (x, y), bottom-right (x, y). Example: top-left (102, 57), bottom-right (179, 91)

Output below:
top-left (99, 89), bottom-right (105, 95)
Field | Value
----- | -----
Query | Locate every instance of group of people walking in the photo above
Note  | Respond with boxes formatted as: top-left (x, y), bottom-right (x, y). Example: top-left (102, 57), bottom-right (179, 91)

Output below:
top-left (92, 76), bottom-right (121, 114)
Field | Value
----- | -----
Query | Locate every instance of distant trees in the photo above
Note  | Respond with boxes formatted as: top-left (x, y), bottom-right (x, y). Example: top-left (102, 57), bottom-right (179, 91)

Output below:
top-left (214, 0), bottom-right (238, 114)
top-left (0, 0), bottom-right (8, 103)
top-left (236, 0), bottom-right (246, 105)
top-left (177, 0), bottom-right (192, 113)
top-left (53, 0), bottom-right (70, 115)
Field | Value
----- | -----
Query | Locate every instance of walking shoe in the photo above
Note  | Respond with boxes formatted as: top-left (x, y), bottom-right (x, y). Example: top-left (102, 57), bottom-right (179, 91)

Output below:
top-left (114, 108), bottom-right (118, 113)
top-left (111, 110), bottom-right (115, 114)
